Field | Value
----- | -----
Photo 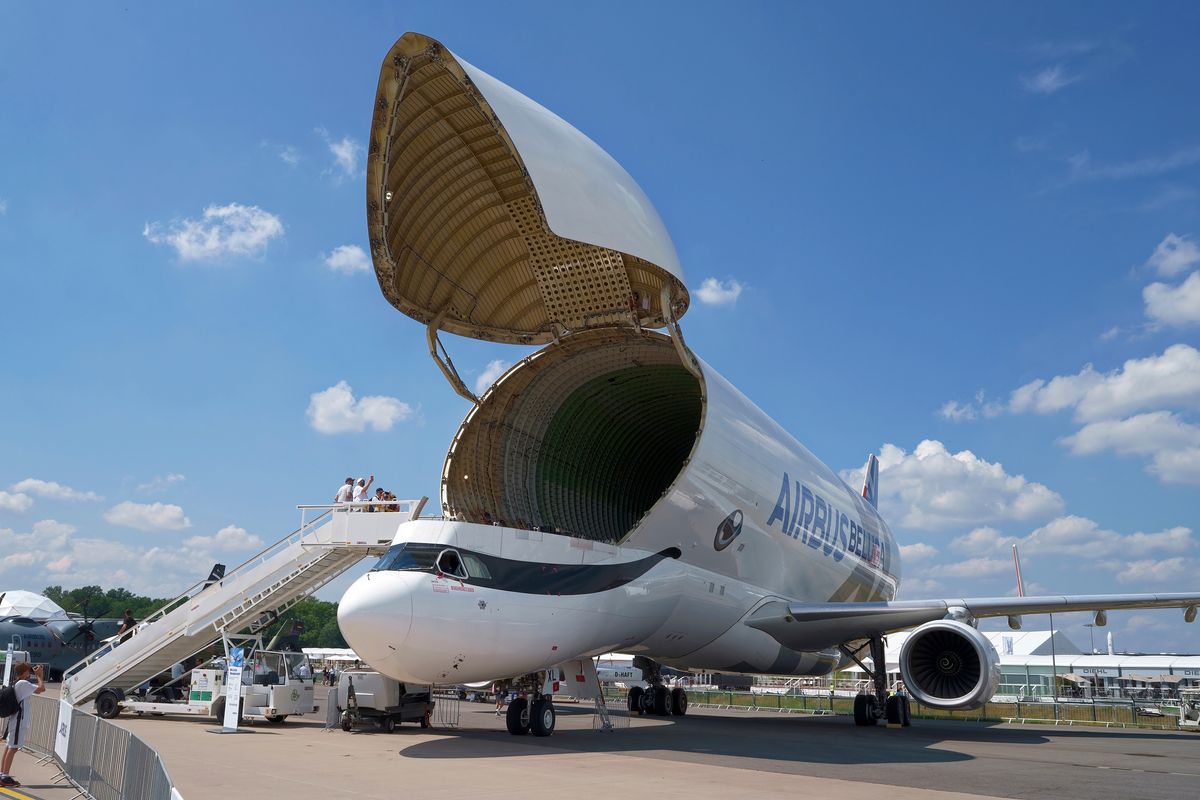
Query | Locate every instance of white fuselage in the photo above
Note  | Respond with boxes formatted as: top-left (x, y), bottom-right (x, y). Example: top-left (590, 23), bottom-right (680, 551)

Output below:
top-left (338, 353), bottom-right (901, 685)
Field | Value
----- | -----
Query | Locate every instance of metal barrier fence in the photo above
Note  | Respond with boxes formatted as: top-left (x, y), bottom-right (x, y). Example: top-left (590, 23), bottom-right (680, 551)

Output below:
top-left (22, 695), bottom-right (181, 800)
top-left (601, 688), bottom-right (1184, 729)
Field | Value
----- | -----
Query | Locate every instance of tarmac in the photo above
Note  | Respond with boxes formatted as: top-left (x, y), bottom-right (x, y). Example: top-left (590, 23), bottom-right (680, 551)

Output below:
top-left (10, 686), bottom-right (1199, 800)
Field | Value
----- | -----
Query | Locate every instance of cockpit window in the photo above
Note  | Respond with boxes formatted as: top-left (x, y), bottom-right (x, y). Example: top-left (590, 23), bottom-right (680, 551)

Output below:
top-left (372, 543), bottom-right (442, 572)
top-left (460, 552), bottom-right (492, 580)
top-left (436, 549), bottom-right (466, 579)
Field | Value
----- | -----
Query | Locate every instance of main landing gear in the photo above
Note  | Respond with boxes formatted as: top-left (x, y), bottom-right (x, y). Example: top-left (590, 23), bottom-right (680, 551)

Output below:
top-left (841, 636), bottom-right (911, 728)
top-left (627, 657), bottom-right (689, 717)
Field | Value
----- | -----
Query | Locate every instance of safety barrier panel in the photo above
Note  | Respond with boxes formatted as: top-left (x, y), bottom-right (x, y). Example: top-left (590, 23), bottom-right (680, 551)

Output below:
top-left (21, 695), bottom-right (182, 800)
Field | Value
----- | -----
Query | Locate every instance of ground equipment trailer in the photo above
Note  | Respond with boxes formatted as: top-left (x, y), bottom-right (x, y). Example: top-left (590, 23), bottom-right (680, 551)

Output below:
top-left (335, 669), bottom-right (434, 732)
top-left (1179, 688), bottom-right (1200, 730)
top-left (94, 636), bottom-right (317, 724)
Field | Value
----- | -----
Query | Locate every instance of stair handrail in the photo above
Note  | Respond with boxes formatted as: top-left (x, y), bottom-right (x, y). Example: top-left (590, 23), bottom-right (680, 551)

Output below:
top-left (62, 508), bottom-right (336, 683)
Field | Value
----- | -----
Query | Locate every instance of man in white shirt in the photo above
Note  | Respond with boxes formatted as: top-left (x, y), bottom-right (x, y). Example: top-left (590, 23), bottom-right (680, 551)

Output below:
top-left (334, 478), bottom-right (354, 506)
top-left (1, 662), bottom-right (46, 788)
top-left (351, 475), bottom-right (375, 509)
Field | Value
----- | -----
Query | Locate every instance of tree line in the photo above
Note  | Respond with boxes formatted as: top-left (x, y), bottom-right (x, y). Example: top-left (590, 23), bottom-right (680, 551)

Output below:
top-left (41, 586), bottom-right (347, 648)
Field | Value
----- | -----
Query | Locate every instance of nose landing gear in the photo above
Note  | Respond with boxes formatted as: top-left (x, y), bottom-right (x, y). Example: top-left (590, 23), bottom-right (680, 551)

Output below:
top-left (505, 673), bottom-right (558, 737)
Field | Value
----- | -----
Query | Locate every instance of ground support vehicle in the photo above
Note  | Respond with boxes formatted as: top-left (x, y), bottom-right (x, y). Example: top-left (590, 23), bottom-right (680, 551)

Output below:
top-left (1179, 689), bottom-right (1200, 729)
top-left (93, 635), bottom-right (317, 724)
top-left (335, 669), bottom-right (433, 732)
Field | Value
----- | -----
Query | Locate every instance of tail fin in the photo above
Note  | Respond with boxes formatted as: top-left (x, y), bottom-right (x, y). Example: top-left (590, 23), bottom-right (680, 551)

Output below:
top-left (861, 453), bottom-right (879, 508)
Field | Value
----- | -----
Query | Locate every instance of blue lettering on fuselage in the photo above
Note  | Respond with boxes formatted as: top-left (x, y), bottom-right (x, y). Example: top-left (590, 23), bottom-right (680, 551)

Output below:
top-left (767, 472), bottom-right (887, 567)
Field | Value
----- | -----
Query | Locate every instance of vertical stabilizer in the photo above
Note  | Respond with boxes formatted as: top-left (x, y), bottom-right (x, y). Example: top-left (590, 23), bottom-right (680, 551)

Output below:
top-left (861, 454), bottom-right (879, 508)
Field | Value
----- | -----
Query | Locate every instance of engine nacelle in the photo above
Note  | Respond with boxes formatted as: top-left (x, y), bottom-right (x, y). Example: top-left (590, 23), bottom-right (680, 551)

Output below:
top-left (899, 620), bottom-right (1001, 710)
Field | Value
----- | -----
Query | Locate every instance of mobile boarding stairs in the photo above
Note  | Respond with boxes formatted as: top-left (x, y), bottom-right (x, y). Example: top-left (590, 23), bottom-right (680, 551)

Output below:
top-left (61, 499), bottom-right (426, 708)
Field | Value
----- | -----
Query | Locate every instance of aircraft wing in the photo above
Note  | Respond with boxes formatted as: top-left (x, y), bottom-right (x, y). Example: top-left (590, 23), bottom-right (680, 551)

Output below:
top-left (745, 593), bottom-right (1200, 652)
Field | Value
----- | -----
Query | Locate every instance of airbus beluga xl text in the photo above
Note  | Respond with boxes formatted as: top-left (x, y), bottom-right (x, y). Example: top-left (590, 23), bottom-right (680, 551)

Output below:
top-left (337, 32), bottom-right (1200, 736)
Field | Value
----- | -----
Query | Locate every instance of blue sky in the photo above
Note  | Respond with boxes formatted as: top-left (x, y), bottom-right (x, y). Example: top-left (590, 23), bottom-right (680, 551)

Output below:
top-left (2, 2), bottom-right (1199, 652)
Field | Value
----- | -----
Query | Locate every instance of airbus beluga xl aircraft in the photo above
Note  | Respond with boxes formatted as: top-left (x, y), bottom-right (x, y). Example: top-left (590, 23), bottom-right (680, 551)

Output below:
top-left (337, 32), bottom-right (1200, 736)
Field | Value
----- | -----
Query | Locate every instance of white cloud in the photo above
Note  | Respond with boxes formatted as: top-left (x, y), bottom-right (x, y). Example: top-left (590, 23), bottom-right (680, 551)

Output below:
top-left (474, 360), bottom-right (510, 395)
top-left (929, 557), bottom-right (1012, 578)
top-left (136, 473), bottom-right (186, 494)
top-left (1068, 145), bottom-right (1200, 182)
top-left (938, 401), bottom-right (976, 422)
top-left (0, 491), bottom-right (33, 513)
top-left (143, 203), bottom-right (284, 262)
top-left (1062, 411), bottom-right (1200, 457)
top-left (1116, 557), bottom-right (1196, 585)
top-left (840, 440), bottom-right (1064, 531)
top-left (0, 198), bottom-right (7, 215)
top-left (184, 525), bottom-right (264, 551)
top-left (938, 390), bottom-right (1003, 422)
top-left (317, 128), bottom-right (363, 181)
top-left (1144, 233), bottom-right (1200, 277)
top-left (324, 244), bottom-right (371, 274)
top-left (10, 478), bottom-right (102, 502)
top-left (899, 543), bottom-right (938, 562)
top-left (950, 526), bottom-right (1014, 556)
top-left (307, 380), bottom-right (412, 434)
top-left (278, 145), bottom-right (300, 167)
top-left (1023, 64), bottom-right (1079, 94)
top-left (1009, 344), bottom-right (1200, 421)
top-left (0, 519), bottom-right (234, 596)
top-left (950, 516), bottom-right (1194, 559)
top-left (694, 278), bottom-right (744, 305)
top-left (103, 501), bottom-right (192, 531)
top-left (1063, 412), bottom-right (1200, 485)
top-left (1144, 271), bottom-right (1200, 327)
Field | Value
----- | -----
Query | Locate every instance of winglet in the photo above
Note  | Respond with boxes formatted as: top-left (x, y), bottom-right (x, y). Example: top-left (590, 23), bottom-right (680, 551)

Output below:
top-left (861, 453), bottom-right (879, 508)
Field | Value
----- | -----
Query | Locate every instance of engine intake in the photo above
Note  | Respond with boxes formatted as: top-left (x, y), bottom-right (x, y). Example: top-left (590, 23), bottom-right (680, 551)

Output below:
top-left (899, 619), bottom-right (1000, 710)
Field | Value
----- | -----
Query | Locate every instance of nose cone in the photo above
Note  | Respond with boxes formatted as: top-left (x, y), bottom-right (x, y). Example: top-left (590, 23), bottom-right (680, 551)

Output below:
top-left (337, 572), bottom-right (413, 666)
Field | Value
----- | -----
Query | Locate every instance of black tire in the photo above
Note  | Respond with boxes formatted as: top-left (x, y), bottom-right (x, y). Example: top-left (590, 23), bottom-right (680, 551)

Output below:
top-left (530, 698), bottom-right (556, 737)
top-left (652, 685), bottom-right (672, 716)
top-left (671, 687), bottom-right (688, 716)
top-left (420, 712), bottom-right (431, 728)
top-left (885, 695), bottom-right (902, 725)
top-left (340, 712), bottom-right (353, 732)
top-left (853, 694), bottom-right (877, 726)
top-left (95, 690), bottom-right (121, 719)
top-left (265, 714), bottom-right (288, 724)
top-left (381, 715), bottom-right (396, 733)
top-left (627, 686), bottom-right (644, 714)
top-left (900, 696), bottom-right (912, 727)
top-left (506, 697), bottom-right (530, 735)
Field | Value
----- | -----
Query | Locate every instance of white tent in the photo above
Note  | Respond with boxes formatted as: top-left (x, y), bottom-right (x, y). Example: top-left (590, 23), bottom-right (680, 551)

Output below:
top-left (0, 590), bottom-right (69, 620)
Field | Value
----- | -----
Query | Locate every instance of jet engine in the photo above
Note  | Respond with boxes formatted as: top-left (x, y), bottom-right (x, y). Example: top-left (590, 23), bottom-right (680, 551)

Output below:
top-left (898, 620), bottom-right (1001, 710)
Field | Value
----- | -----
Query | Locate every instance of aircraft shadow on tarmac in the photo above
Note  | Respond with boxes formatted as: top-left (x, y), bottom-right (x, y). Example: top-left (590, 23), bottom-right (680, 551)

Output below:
top-left (397, 707), bottom-right (1198, 768)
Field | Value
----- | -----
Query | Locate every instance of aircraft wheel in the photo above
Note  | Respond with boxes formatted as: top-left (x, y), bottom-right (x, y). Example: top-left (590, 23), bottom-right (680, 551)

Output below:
top-left (885, 695), bottom-right (903, 725)
top-left (853, 694), bottom-right (877, 726)
top-left (95, 690), bottom-right (121, 719)
top-left (381, 715), bottom-right (396, 732)
top-left (265, 714), bottom-right (288, 724)
top-left (671, 687), bottom-right (688, 716)
top-left (506, 697), bottom-right (531, 735)
top-left (627, 686), bottom-right (644, 714)
top-left (530, 698), bottom-right (556, 737)
top-left (900, 696), bottom-right (912, 727)
top-left (652, 685), bottom-right (672, 716)
top-left (420, 711), bottom-right (431, 728)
